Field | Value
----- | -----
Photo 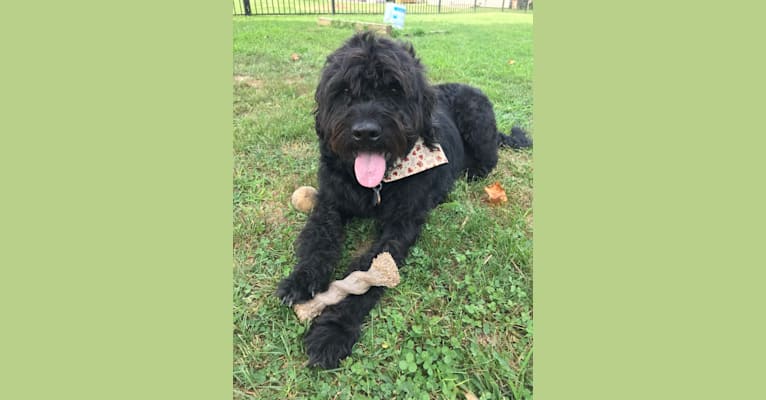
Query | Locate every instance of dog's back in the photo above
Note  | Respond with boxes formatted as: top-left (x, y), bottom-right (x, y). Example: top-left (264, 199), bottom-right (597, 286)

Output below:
top-left (434, 83), bottom-right (532, 179)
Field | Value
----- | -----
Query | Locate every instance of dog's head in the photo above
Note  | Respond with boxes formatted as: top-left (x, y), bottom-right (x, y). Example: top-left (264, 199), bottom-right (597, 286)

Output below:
top-left (314, 32), bottom-right (436, 188)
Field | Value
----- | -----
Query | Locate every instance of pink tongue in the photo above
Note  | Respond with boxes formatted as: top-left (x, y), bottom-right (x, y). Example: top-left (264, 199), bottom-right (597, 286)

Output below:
top-left (354, 152), bottom-right (386, 188)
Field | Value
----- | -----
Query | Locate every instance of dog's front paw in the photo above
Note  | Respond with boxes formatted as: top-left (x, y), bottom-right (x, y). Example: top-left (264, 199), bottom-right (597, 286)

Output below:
top-left (276, 272), bottom-right (325, 306)
top-left (304, 320), bottom-right (360, 369)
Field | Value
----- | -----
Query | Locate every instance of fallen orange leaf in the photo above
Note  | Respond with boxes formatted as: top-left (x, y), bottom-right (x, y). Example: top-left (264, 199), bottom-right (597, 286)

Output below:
top-left (484, 181), bottom-right (508, 205)
top-left (508, 59), bottom-right (516, 65)
top-left (290, 53), bottom-right (300, 61)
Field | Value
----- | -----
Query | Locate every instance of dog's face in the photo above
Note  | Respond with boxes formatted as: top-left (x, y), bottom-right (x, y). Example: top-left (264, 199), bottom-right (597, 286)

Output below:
top-left (314, 32), bottom-right (436, 188)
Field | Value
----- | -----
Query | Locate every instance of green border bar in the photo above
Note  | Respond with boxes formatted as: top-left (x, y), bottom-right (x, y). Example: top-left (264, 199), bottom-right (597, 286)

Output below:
top-left (536, 1), bottom-right (766, 399)
top-left (1, 2), bottom-right (232, 399)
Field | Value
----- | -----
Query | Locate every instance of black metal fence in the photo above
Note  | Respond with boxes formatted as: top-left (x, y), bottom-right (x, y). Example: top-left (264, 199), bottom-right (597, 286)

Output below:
top-left (233, 0), bottom-right (532, 16)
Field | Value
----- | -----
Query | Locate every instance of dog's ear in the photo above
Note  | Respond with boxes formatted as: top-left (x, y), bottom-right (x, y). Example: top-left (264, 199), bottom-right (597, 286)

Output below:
top-left (313, 82), bottom-right (324, 140)
top-left (313, 64), bottom-right (337, 141)
top-left (417, 85), bottom-right (437, 147)
top-left (399, 41), bottom-right (417, 59)
top-left (314, 81), bottom-right (330, 141)
top-left (314, 110), bottom-right (324, 140)
top-left (397, 41), bottom-right (437, 146)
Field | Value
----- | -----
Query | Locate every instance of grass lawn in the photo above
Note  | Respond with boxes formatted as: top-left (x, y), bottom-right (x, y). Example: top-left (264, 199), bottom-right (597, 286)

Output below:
top-left (233, 12), bottom-right (533, 399)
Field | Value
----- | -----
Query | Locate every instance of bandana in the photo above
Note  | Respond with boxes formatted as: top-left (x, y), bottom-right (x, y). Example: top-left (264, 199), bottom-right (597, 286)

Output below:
top-left (383, 138), bottom-right (449, 183)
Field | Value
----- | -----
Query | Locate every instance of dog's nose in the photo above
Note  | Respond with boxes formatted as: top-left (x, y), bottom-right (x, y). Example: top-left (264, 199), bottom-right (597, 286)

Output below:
top-left (351, 121), bottom-right (382, 142)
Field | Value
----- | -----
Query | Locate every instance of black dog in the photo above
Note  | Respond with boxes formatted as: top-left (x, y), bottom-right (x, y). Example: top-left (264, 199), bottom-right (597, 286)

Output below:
top-left (277, 32), bottom-right (531, 368)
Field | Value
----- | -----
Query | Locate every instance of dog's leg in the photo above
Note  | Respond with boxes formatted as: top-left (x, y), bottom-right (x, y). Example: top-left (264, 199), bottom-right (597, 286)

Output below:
top-left (303, 216), bottom-right (425, 369)
top-left (276, 203), bottom-right (345, 306)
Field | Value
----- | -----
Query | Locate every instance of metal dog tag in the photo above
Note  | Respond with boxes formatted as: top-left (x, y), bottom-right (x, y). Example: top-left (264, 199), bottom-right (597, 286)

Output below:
top-left (372, 183), bottom-right (382, 207)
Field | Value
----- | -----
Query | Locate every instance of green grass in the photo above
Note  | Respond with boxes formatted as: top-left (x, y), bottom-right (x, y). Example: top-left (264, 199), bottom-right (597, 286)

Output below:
top-left (234, 12), bottom-right (533, 399)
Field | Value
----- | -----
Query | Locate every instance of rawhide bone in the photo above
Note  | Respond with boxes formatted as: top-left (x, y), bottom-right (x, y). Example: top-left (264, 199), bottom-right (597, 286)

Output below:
top-left (293, 252), bottom-right (400, 322)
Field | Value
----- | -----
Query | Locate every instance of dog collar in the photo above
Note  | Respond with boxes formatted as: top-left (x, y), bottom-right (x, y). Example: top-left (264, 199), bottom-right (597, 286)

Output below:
top-left (369, 138), bottom-right (449, 207)
top-left (383, 138), bottom-right (449, 183)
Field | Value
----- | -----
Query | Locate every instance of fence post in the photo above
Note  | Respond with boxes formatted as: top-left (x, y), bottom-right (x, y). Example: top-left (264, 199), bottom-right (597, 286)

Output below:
top-left (437, 0), bottom-right (441, 14)
top-left (243, 0), bottom-right (251, 15)
top-left (501, 0), bottom-right (505, 12)
top-left (331, 0), bottom-right (336, 14)
top-left (474, 0), bottom-right (477, 12)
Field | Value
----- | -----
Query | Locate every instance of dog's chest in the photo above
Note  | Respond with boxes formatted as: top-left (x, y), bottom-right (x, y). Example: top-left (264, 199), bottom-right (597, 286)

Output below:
top-left (343, 178), bottom-right (431, 220)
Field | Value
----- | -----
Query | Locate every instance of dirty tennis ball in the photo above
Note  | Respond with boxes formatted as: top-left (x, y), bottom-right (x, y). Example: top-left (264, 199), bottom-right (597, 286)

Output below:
top-left (291, 186), bottom-right (317, 213)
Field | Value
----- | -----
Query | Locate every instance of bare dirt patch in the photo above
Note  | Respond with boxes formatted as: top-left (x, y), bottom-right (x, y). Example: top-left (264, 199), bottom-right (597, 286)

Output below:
top-left (234, 75), bottom-right (264, 88)
top-left (280, 141), bottom-right (315, 158)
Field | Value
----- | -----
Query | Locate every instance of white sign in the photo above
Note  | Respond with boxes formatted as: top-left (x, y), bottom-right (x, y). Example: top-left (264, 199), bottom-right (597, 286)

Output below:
top-left (383, 3), bottom-right (406, 30)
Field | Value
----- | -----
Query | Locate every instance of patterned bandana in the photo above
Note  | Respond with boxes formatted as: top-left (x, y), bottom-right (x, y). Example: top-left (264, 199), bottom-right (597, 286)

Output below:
top-left (383, 138), bottom-right (449, 183)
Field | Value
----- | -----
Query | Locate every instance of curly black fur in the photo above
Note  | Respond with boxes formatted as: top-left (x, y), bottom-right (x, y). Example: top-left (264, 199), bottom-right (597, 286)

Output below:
top-left (276, 32), bottom-right (531, 369)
